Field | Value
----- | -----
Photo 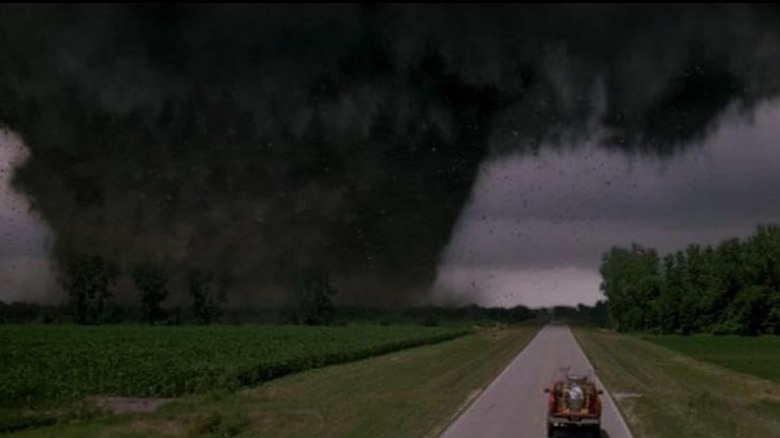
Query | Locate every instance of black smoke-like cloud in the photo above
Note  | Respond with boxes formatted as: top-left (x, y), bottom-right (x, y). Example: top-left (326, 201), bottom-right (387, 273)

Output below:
top-left (1, 4), bottom-right (779, 305)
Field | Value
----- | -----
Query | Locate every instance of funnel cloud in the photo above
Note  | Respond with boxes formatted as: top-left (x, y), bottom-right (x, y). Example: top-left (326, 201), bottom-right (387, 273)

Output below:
top-left (1, 5), bottom-right (780, 306)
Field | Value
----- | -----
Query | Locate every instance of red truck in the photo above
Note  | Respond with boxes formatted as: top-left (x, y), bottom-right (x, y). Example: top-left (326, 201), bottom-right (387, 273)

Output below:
top-left (544, 372), bottom-right (603, 438)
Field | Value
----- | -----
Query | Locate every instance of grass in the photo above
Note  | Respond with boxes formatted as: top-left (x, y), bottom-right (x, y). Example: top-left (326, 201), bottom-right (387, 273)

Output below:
top-left (642, 335), bottom-right (780, 383)
top-left (7, 325), bottom-right (538, 438)
top-left (574, 328), bottom-right (780, 438)
top-left (0, 324), bottom-right (469, 434)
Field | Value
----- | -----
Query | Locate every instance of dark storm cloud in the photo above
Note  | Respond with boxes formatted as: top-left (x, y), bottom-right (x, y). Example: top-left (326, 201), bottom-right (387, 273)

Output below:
top-left (436, 102), bottom-right (780, 278)
top-left (433, 101), bottom-right (780, 307)
top-left (464, 103), bottom-right (780, 234)
top-left (1, 4), bottom-right (780, 305)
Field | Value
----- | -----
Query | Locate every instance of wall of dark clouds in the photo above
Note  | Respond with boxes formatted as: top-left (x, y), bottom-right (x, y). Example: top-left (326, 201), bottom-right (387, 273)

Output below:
top-left (1, 5), bottom-right (780, 306)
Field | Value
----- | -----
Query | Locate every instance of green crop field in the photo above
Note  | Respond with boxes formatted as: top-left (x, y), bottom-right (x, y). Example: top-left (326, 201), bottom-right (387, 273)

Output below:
top-left (643, 335), bottom-right (780, 383)
top-left (0, 324), bottom-right (468, 433)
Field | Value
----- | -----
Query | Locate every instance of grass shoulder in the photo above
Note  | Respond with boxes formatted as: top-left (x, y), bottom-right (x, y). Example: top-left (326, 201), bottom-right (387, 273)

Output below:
top-left (574, 328), bottom-right (780, 438)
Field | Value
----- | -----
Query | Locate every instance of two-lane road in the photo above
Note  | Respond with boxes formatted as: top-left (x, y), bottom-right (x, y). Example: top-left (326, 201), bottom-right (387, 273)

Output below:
top-left (441, 325), bottom-right (633, 438)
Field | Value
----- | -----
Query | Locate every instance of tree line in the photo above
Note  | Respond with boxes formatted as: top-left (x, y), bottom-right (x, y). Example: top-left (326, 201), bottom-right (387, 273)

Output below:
top-left (2, 255), bottom-right (542, 326)
top-left (545, 301), bottom-right (610, 327)
top-left (54, 255), bottom-right (346, 326)
top-left (0, 252), bottom-right (328, 325)
top-left (0, 299), bottom-right (540, 327)
top-left (57, 254), bottom-right (230, 325)
top-left (600, 224), bottom-right (780, 335)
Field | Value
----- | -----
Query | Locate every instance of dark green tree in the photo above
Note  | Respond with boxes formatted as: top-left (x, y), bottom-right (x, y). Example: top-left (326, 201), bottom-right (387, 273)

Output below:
top-left (131, 262), bottom-right (169, 324)
top-left (60, 254), bottom-right (120, 324)
top-left (288, 267), bottom-right (338, 325)
top-left (599, 244), bottom-right (659, 331)
top-left (601, 224), bottom-right (780, 335)
top-left (722, 285), bottom-right (770, 335)
top-left (188, 268), bottom-right (226, 325)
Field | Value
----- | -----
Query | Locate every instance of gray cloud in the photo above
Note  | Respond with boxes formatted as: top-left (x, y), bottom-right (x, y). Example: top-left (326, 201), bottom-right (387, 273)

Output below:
top-left (431, 266), bottom-right (603, 309)
top-left (464, 103), bottom-right (780, 228)
top-left (0, 131), bottom-right (54, 300)
top-left (433, 101), bottom-right (780, 306)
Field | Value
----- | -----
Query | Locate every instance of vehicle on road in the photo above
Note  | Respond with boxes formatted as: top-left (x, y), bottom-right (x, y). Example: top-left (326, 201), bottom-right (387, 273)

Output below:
top-left (544, 368), bottom-right (603, 438)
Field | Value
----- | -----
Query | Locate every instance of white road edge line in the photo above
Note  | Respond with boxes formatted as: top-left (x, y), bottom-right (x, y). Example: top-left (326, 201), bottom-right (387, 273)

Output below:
top-left (569, 326), bottom-right (635, 438)
top-left (430, 388), bottom-right (484, 438)
top-left (438, 327), bottom-right (542, 437)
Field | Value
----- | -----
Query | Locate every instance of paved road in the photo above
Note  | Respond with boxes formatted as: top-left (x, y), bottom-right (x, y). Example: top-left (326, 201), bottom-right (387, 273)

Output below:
top-left (440, 325), bottom-right (633, 438)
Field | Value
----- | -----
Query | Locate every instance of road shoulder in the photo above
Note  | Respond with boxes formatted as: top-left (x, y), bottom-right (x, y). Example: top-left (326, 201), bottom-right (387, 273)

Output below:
top-left (574, 328), bottom-right (780, 438)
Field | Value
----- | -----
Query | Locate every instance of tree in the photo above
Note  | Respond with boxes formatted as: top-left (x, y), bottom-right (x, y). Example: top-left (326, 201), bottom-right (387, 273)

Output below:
top-left (600, 224), bottom-right (780, 335)
top-left (60, 254), bottom-right (120, 324)
top-left (721, 285), bottom-right (769, 335)
top-left (131, 262), bottom-right (169, 324)
top-left (188, 268), bottom-right (226, 325)
top-left (287, 267), bottom-right (338, 325)
top-left (599, 244), bottom-right (659, 332)
top-left (763, 290), bottom-right (780, 335)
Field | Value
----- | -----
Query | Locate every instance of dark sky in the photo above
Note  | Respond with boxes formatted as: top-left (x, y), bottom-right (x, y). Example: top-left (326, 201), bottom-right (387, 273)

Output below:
top-left (5, 103), bottom-right (780, 307)
top-left (1, 5), bottom-right (780, 307)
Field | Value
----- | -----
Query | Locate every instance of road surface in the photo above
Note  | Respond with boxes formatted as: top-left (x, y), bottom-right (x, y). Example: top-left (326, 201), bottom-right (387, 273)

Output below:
top-left (440, 325), bottom-right (633, 438)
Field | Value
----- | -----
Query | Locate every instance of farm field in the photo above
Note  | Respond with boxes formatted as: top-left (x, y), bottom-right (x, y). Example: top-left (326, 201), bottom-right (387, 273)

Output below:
top-left (643, 334), bottom-right (780, 383)
top-left (0, 324), bottom-right (468, 433)
top-left (7, 326), bottom-right (538, 438)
